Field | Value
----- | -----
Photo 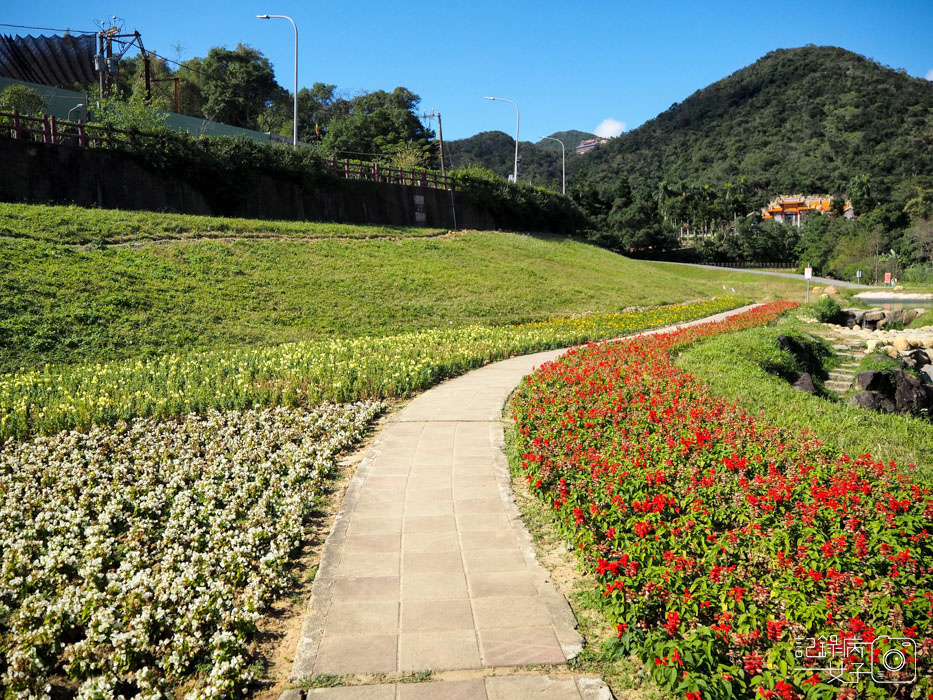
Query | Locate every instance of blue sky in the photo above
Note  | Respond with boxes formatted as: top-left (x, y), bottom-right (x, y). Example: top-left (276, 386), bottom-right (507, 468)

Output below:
top-left (4, 1), bottom-right (933, 142)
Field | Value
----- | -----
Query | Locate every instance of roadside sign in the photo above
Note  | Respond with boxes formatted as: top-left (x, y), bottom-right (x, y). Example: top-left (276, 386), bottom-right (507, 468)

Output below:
top-left (804, 267), bottom-right (812, 279)
top-left (857, 269), bottom-right (862, 281)
top-left (884, 272), bottom-right (892, 285)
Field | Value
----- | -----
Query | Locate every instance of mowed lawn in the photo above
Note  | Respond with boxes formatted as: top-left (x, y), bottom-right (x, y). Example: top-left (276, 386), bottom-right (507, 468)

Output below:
top-left (0, 204), bottom-right (807, 373)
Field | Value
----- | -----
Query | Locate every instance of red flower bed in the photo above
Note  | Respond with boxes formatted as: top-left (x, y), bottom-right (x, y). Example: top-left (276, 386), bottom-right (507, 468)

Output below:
top-left (509, 302), bottom-right (932, 699)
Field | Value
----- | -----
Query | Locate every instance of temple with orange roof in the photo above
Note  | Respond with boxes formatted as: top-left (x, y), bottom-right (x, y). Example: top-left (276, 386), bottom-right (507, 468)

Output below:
top-left (761, 194), bottom-right (854, 226)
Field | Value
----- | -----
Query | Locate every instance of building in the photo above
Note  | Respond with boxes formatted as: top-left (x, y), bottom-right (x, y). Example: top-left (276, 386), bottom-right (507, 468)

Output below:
top-left (761, 194), bottom-right (854, 226)
top-left (575, 137), bottom-right (609, 154)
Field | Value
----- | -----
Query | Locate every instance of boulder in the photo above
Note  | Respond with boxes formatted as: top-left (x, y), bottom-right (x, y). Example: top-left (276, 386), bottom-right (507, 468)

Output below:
top-left (792, 372), bottom-right (817, 394)
top-left (856, 370), bottom-right (892, 393)
top-left (886, 346), bottom-right (900, 359)
top-left (863, 310), bottom-right (886, 323)
top-left (893, 370), bottom-right (932, 414)
top-left (921, 365), bottom-right (933, 386)
top-left (777, 334), bottom-right (817, 371)
top-left (866, 339), bottom-right (879, 352)
top-left (892, 337), bottom-right (911, 352)
top-left (824, 286), bottom-right (840, 296)
top-left (849, 391), bottom-right (896, 413)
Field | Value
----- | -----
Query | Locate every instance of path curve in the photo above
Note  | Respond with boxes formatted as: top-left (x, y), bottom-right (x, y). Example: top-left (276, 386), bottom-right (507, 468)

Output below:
top-left (287, 304), bottom-right (761, 700)
top-left (648, 260), bottom-right (874, 289)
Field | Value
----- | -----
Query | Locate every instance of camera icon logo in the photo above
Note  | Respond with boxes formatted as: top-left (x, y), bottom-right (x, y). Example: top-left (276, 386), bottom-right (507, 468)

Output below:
top-left (871, 636), bottom-right (916, 684)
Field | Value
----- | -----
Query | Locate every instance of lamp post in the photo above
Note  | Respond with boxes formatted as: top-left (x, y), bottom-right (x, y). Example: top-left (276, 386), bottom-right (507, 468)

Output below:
top-left (67, 103), bottom-right (85, 122)
top-left (484, 96), bottom-right (519, 184)
top-left (257, 13), bottom-right (298, 148)
top-left (539, 136), bottom-right (565, 194)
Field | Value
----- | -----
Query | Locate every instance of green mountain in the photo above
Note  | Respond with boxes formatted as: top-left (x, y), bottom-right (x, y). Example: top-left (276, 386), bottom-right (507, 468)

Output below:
top-left (571, 45), bottom-right (933, 200)
top-left (445, 131), bottom-right (569, 191)
top-left (537, 130), bottom-right (597, 152)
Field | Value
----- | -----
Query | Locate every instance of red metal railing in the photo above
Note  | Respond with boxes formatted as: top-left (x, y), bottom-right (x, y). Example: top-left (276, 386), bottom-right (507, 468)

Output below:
top-left (0, 109), bottom-right (132, 148)
top-left (327, 157), bottom-right (451, 190)
top-left (1, 110), bottom-right (452, 190)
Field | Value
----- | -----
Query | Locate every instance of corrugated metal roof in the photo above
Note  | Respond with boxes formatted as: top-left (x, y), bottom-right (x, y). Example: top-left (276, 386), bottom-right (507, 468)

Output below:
top-left (0, 33), bottom-right (97, 88)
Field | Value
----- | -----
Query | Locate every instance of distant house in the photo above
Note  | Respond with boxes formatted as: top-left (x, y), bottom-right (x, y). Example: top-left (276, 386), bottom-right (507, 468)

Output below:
top-left (761, 194), bottom-right (854, 226)
top-left (575, 137), bottom-right (609, 154)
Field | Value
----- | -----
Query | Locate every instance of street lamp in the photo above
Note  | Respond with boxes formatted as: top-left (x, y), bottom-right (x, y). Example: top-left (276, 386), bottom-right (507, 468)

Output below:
top-left (539, 136), bottom-right (565, 194)
top-left (257, 13), bottom-right (298, 148)
top-left (67, 103), bottom-right (85, 122)
top-left (484, 96), bottom-right (519, 184)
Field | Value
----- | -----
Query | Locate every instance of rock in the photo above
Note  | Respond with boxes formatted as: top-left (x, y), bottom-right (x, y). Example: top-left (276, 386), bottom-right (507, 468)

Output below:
top-left (824, 286), bottom-right (840, 296)
top-left (777, 334), bottom-right (817, 371)
top-left (856, 370), bottom-right (893, 393)
top-left (893, 337), bottom-right (911, 352)
top-left (849, 391), bottom-right (896, 413)
top-left (924, 337), bottom-right (933, 349)
top-left (811, 286), bottom-right (822, 295)
top-left (792, 372), bottom-right (817, 394)
top-left (903, 309), bottom-right (919, 325)
top-left (906, 349), bottom-right (930, 369)
top-left (921, 366), bottom-right (933, 386)
top-left (852, 324), bottom-right (862, 331)
top-left (893, 370), bottom-right (931, 414)
top-left (866, 339), bottom-right (879, 352)
top-left (894, 285), bottom-right (904, 291)
top-left (927, 349), bottom-right (933, 363)
top-left (863, 310), bottom-right (885, 323)
top-left (886, 346), bottom-right (900, 359)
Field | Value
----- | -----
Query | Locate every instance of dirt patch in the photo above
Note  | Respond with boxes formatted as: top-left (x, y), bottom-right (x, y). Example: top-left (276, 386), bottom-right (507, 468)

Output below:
top-left (249, 403), bottom-right (402, 699)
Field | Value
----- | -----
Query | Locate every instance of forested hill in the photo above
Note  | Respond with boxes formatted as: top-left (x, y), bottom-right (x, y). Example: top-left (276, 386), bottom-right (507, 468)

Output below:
top-left (571, 45), bottom-right (933, 200)
top-left (446, 131), bottom-right (563, 190)
top-left (445, 129), bottom-right (595, 191)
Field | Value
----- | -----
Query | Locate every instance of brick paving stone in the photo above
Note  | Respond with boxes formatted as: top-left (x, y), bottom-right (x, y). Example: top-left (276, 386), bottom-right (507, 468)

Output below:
top-left (468, 572), bottom-right (538, 598)
top-left (400, 599), bottom-right (475, 632)
top-left (331, 576), bottom-right (399, 603)
top-left (472, 597), bottom-right (553, 629)
top-left (401, 572), bottom-right (468, 600)
top-left (485, 675), bottom-right (582, 699)
top-left (399, 630), bottom-right (481, 671)
top-left (479, 627), bottom-right (567, 667)
top-left (402, 550), bottom-right (464, 574)
top-left (305, 687), bottom-right (396, 700)
top-left (323, 601), bottom-right (398, 636)
top-left (334, 552), bottom-right (400, 578)
top-left (313, 634), bottom-right (397, 674)
top-left (397, 679), bottom-right (488, 699)
top-left (462, 550), bottom-right (526, 573)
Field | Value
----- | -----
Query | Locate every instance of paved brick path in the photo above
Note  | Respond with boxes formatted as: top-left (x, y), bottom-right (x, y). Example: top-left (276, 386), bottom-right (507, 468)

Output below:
top-left (287, 306), bottom-right (759, 699)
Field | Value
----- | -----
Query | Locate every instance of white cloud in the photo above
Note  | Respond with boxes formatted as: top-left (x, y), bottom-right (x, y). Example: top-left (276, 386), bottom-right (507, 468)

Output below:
top-left (926, 68), bottom-right (933, 81)
top-left (594, 118), bottom-right (626, 138)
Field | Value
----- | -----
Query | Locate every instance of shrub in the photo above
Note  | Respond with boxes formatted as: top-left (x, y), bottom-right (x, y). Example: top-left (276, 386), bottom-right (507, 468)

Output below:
top-left (809, 295), bottom-right (842, 323)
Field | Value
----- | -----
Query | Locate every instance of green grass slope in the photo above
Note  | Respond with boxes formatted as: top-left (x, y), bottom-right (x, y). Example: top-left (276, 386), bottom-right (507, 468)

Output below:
top-left (0, 203), bottom-right (805, 373)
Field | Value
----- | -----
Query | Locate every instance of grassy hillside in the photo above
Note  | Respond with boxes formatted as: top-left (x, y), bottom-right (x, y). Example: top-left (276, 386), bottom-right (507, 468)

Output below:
top-left (0, 203), bottom-right (804, 373)
top-left (572, 45), bottom-right (933, 198)
top-left (0, 202), bottom-right (446, 245)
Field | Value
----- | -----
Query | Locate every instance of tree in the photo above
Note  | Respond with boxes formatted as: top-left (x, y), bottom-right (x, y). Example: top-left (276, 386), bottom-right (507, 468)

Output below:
top-left (321, 87), bottom-right (434, 161)
top-left (0, 84), bottom-right (46, 115)
top-left (199, 44), bottom-right (286, 130)
top-left (296, 82), bottom-right (349, 142)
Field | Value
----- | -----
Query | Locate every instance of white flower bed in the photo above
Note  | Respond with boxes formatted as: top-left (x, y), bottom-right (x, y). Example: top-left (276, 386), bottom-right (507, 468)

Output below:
top-left (0, 402), bottom-right (383, 699)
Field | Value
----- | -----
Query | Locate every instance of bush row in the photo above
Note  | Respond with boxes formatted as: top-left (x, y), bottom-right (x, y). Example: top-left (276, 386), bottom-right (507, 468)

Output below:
top-left (509, 302), bottom-right (932, 700)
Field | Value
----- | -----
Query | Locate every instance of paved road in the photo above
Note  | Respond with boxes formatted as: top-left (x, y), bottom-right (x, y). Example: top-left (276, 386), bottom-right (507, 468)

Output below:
top-left (288, 305), bottom-right (760, 700)
top-left (647, 261), bottom-right (875, 289)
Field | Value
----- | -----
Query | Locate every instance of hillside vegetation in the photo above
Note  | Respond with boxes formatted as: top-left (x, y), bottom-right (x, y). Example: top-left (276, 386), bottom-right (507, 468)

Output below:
top-left (0, 203), bottom-right (803, 374)
top-left (573, 45), bottom-right (933, 198)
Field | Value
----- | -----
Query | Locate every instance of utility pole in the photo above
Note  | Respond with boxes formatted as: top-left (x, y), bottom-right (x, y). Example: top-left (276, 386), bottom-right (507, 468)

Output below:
top-left (423, 111), bottom-right (457, 229)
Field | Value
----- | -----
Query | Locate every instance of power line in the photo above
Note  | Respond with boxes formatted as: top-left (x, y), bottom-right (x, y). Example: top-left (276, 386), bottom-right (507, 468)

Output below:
top-left (0, 23), bottom-right (96, 34)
